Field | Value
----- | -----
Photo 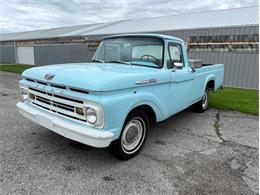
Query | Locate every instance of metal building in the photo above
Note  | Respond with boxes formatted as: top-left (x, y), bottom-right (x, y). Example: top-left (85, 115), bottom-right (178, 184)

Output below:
top-left (0, 6), bottom-right (258, 89)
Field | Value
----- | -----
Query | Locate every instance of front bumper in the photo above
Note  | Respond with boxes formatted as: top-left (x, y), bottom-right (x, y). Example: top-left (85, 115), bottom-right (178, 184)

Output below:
top-left (16, 101), bottom-right (114, 148)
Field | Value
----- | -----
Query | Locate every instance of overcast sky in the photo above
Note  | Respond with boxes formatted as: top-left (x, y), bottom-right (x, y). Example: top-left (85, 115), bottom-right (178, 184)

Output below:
top-left (0, 0), bottom-right (258, 34)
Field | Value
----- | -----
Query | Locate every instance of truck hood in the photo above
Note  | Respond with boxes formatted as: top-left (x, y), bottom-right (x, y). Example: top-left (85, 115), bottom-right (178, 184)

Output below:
top-left (22, 63), bottom-right (169, 91)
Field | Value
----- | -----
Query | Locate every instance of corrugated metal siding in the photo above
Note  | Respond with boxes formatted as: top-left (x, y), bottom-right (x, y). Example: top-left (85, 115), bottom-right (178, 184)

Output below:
top-left (34, 44), bottom-right (92, 66)
top-left (188, 52), bottom-right (258, 89)
top-left (0, 45), bottom-right (16, 63)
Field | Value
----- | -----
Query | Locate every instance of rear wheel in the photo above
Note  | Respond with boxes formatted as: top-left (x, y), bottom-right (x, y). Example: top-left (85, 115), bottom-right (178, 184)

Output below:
top-left (108, 110), bottom-right (148, 160)
top-left (193, 88), bottom-right (210, 112)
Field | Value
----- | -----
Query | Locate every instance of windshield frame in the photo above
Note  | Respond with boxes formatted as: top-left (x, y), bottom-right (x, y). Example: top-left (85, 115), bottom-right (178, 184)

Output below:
top-left (92, 35), bottom-right (165, 69)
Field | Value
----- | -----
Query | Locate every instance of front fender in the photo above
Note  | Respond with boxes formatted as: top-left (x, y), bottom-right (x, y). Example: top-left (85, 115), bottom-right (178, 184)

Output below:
top-left (99, 86), bottom-right (170, 139)
top-left (126, 94), bottom-right (165, 121)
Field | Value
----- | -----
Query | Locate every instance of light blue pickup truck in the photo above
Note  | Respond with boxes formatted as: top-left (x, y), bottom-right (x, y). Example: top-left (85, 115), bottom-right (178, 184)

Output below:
top-left (17, 34), bottom-right (224, 160)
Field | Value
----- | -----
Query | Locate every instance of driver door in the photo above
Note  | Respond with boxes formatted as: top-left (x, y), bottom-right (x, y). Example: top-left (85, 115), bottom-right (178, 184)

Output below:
top-left (167, 42), bottom-right (194, 113)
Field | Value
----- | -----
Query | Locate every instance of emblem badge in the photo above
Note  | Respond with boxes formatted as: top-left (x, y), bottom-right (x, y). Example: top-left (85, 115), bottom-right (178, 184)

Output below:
top-left (45, 73), bottom-right (55, 80)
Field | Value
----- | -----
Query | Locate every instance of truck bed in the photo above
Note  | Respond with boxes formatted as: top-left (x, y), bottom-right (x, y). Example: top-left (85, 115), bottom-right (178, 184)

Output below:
top-left (191, 63), bottom-right (224, 102)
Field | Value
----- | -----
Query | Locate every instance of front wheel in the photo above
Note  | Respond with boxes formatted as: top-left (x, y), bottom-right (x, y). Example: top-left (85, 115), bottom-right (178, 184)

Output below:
top-left (108, 110), bottom-right (148, 160)
top-left (193, 88), bottom-right (210, 112)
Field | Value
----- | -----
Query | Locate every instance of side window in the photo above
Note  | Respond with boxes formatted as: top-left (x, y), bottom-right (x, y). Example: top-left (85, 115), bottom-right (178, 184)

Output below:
top-left (168, 44), bottom-right (183, 69)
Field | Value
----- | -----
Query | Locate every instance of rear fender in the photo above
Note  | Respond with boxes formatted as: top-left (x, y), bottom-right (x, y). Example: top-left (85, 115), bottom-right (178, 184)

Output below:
top-left (204, 75), bottom-right (216, 91)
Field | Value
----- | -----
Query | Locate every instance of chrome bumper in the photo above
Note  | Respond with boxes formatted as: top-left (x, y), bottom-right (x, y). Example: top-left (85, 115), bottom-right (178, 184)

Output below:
top-left (16, 101), bottom-right (114, 148)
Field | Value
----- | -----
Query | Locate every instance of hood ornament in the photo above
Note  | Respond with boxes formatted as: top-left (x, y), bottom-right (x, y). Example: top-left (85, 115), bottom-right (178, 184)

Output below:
top-left (45, 73), bottom-right (55, 80)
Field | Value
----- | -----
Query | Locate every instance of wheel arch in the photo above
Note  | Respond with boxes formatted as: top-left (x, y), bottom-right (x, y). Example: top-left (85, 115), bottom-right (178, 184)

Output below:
top-left (124, 98), bottom-right (166, 126)
top-left (126, 104), bottom-right (157, 125)
top-left (204, 75), bottom-right (216, 91)
top-left (207, 80), bottom-right (215, 90)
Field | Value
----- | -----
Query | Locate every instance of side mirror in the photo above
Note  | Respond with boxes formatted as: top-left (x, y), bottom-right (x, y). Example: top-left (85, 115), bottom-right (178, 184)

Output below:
top-left (173, 62), bottom-right (183, 69)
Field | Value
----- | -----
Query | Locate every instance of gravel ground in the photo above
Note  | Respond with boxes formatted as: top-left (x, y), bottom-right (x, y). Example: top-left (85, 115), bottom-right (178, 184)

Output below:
top-left (0, 71), bottom-right (258, 195)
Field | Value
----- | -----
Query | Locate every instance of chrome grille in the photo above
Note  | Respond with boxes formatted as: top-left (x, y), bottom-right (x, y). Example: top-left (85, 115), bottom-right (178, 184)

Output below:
top-left (28, 87), bottom-right (86, 122)
top-left (25, 77), bottom-right (89, 94)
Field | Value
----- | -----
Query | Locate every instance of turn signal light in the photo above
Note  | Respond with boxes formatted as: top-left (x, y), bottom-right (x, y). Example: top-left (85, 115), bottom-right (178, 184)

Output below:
top-left (76, 107), bottom-right (84, 115)
top-left (29, 93), bottom-right (35, 100)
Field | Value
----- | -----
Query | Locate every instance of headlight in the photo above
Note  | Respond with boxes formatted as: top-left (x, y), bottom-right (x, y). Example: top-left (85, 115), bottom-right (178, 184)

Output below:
top-left (83, 102), bottom-right (104, 128)
top-left (86, 107), bottom-right (97, 124)
top-left (20, 86), bottom-right (28, 101)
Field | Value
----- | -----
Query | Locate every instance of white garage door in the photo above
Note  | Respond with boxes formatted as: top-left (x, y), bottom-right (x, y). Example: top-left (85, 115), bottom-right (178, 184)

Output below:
top-left (17, 46), bottom-right (35, 65)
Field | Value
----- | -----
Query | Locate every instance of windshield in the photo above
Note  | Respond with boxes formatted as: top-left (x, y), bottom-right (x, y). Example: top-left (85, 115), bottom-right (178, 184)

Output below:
top-left (92, 37), bottom-right (164, 68)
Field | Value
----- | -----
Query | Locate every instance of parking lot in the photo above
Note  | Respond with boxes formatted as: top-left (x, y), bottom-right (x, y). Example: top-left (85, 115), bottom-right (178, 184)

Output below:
top-left (0, 71), bottom-right (258, 195)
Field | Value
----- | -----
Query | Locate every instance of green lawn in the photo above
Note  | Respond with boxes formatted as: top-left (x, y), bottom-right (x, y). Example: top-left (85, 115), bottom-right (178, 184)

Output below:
top-left (209, 87), bottom-right (258, 115)
top-left (0, 64), bottom-right (34, 74)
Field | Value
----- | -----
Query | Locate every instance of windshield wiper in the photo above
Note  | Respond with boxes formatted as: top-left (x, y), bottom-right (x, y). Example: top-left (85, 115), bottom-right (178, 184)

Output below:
top-left (91, 58), bottom-right (104, 63)
top-left (107, 60), bottom-right (131, 65)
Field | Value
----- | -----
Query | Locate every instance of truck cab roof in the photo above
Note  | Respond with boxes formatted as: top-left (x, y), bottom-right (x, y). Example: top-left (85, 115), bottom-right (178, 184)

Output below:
top-left (103, 33), bottom-right (184, 43)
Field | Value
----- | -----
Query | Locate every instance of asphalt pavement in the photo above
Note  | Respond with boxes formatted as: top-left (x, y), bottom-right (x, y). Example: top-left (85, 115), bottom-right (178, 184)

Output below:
top-left (0, 71), bottom-right (258, 195)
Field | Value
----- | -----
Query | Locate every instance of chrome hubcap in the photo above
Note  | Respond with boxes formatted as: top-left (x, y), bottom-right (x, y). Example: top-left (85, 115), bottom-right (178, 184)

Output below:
top-left (202, 91), bottom-right (208, 109)
top-left (125, 126), bottom-right (138, 143)
top-left (121, 117), bottom-right (146, 154)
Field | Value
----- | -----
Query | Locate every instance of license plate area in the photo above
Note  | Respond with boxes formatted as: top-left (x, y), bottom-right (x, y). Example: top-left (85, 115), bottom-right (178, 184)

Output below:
top-left (36, 114), bottom-right (52, 129)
